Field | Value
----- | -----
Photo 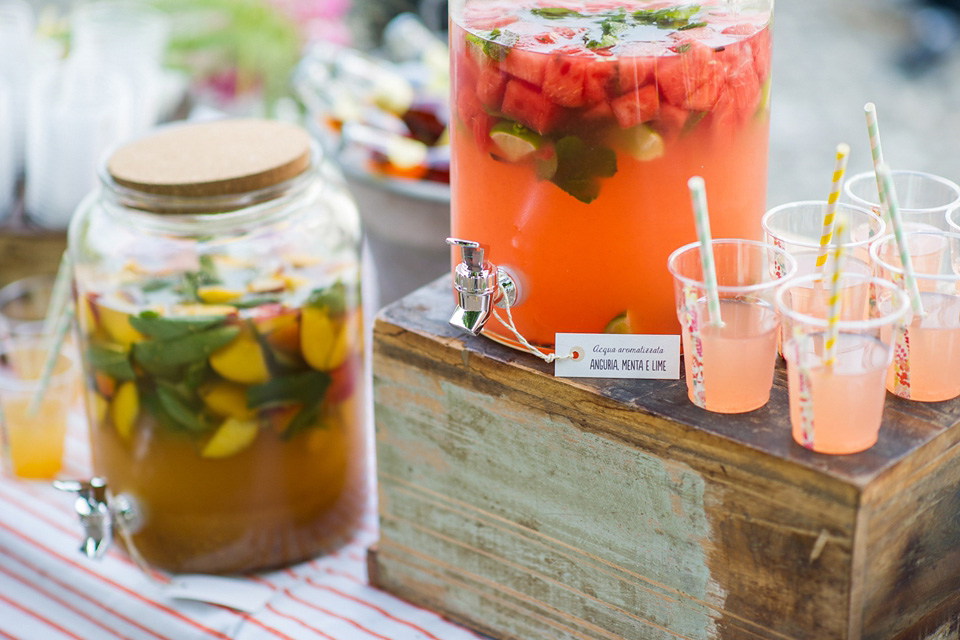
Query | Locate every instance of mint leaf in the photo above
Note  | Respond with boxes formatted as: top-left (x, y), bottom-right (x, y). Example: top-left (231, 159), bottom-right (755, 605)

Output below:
top-left (531, 7), bottom-right (583, 19)
top-left (677, 21), bottom-right (707, 31)
top-left (633, 5), bottom-right (700, 28)
top-left (550, 136), bottom-right (617, 204)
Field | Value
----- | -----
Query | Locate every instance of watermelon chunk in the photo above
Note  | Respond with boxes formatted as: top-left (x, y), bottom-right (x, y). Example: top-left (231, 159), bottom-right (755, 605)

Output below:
top-left (583, 58), bottom-right (616, 103)
top-left (477, 64), bottom-right (507, 111)
top-left (616, 55), bottom-right (658, 94)
top-left (751, 28), bottom-right (772, 84)
top-left (610, 83), bottom-right (660, 129)
top-left (581, 100), bottom-right (614, 121)
top-left (724, 53), bottom-right (761, 124)
top-left (657, 42), bottom-right (725, 111)
top-left (456, 90), bottom-right (495, 151)
top-left (653, 102), bottom-right (689, 141)
top-left (503, 47), bottom-right (549, 86)
top-left (543, 54), bottom-right (589, 108)
top-left (501, 79), bottom-right (561, 134)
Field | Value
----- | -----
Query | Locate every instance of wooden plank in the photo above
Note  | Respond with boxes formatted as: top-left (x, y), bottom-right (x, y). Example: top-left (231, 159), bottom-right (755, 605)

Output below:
top-left (858, 437), bottom-right (960, 639)
top-left (374, 334), bottom-right (857, 637)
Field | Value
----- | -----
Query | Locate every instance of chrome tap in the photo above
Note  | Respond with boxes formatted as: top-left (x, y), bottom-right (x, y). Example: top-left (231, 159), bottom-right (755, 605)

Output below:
top-left (446, 238), bottom-right (519, 336)
top-left (53, 478), bottom-right (140, 560)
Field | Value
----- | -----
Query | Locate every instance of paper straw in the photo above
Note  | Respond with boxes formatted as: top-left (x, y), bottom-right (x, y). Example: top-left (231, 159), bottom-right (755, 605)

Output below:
top-left (865, 102), bottom-right (888, 223)
top-left (823, 222), bottom-right (847, 369)
top-left (27, 305), bottom-right (75, 417)
top-left (815, 143), bottom-right (851, 271)
top-left (688, 176), bottom-right (722, 327)
top-left (878, 163), bottom-right (925, 316)
top-left (42, 251), bottom-right (73, 336)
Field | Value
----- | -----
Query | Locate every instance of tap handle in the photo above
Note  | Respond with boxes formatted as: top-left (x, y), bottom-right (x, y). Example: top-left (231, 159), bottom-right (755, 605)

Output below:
top-left (54, 478), bottom-right (114, 560)
top-left (446, 237), bottom-right (485, 273)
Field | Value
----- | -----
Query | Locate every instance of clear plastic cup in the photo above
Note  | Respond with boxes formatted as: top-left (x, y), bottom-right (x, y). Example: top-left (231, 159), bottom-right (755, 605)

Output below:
top-left (870, 230), bottom-right (960, 401)
top-left (844, 170), bottom-right (960, 232)
top-left (0, 335), bottom-right (77, 479)
top-left (777, 274), bottom-right (909, 454)
top-left (667, 239), bottom-right (797, 414)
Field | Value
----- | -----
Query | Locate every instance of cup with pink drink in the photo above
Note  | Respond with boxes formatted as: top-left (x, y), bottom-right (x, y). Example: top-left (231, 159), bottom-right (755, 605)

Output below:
top-left (871, 230), bottom-right (960, 402)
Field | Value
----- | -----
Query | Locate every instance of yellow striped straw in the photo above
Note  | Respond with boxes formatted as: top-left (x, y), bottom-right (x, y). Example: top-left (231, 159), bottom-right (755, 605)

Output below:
top-left (815, 143), bottom-right (851, 271)
top-left (823, 221), bottom-right (847, 369)
top-left (864, 103), bottom-right (888, 223)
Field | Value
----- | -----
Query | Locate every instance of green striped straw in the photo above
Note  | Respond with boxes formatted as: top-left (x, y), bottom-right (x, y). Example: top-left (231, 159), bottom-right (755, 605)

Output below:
top-left (864, 102), bottom-right (888, 224)
top-left (42, 251), bottom-right (73, 336)
top-left (27, 305), bottom-right (75, 417)
top-left (823, 222), bottom-right (847, 369)
top-left (878, 163), bottom-right (925, 316)
top-left (815, 143), bottom-right (851, 272)
top-left (688, 176), bottom-right (722, 327)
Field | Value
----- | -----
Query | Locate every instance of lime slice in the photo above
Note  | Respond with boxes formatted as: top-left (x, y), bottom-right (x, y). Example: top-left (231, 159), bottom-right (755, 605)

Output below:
top-left (618, 124), bottom-right (664, 161)
top-left (604, 311), bottom-right (632, 334)
top-left (490, 121), bottom-right (543, 163)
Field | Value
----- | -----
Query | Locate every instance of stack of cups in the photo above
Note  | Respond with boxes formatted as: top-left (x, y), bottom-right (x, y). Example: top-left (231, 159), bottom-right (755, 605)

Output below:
top-left (24, 59), bottom-right (132, 229)
top-left (0, 0), bottom-right (34, 222)
top-left (23, 1), bottom-right (171, 229)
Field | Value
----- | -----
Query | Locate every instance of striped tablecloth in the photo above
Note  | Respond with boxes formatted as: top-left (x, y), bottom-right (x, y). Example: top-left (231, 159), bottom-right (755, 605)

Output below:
top-left (0, 411), bottom-right (483, 640)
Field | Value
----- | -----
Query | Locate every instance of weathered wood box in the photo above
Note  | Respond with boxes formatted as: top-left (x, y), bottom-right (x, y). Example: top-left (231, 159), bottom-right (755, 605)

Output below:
top-left (368, 278), bottom-right (960, 640)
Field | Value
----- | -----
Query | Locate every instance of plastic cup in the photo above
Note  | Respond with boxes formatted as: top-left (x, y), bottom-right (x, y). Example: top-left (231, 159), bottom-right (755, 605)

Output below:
top-left (777, 274), bottom-right (909, 454)
top-left (0, 335), bottom-right (77, 479)
top-left (0, 274), bottom-right (55, 337)
top-left (667, 239), bottom-right (797, 414)
top-left (844, 170), bottom-right (960, 232)
top-left (762, 201), bottom-right (884, 325)
top-left (870, 230), bottom-right (960, 401)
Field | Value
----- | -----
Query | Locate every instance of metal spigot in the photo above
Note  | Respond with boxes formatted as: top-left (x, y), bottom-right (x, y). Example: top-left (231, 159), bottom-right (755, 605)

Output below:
top-left (446, 238), bottom-right (519, 336)
top-left (53, 478), bottom-right (140, 560)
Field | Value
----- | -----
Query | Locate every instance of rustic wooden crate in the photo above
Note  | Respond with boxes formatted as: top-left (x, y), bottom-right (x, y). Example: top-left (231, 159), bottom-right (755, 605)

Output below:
top-left (368, 277), bottom-right (960, 640)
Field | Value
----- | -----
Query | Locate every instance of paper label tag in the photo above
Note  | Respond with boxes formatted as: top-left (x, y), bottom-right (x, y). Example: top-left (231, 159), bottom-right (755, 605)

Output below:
top-left (554, 333), bottom-right (680, 379)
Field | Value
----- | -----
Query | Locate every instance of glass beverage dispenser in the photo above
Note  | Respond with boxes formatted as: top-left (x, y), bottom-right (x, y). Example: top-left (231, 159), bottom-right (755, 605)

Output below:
top-left (447, 0), bottom-right (775, 349)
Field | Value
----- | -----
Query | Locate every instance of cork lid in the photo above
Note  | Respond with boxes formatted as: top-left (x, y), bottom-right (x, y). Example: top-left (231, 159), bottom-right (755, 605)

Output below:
top-left (107, 119), bottom-right (312, 201)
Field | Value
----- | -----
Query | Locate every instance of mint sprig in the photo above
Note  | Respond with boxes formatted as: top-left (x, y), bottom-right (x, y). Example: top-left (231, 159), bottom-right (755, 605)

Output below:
top-left (550, 136), bottom-right (617, 204)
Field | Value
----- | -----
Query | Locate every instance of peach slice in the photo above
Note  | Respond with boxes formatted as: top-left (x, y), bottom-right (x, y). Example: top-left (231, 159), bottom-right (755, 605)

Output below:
top-left (110, 381), bottom-right (139, 442)
top-left (97, 303), bottom-right (145, 348)
top-left (209, 325), bottom-right (270, 384)
top-left (301, 308), bottom-right (359, 371)
top-left (201, 417), bottom-right (259, 458)
top-left (197, 286), bottom-right (243, 304)
top-left (199, 382), bottom-right (256, 420)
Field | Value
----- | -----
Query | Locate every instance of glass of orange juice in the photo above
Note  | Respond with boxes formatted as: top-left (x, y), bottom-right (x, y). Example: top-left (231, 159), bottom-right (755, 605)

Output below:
top-left (0, 335), bottom-right (77, 479)
top-left (871, 230), bottom-right (960, 402)
top-left (667, 239), bottom-right (796, 414)
top-left (776, 273), bottom-right (909, 455)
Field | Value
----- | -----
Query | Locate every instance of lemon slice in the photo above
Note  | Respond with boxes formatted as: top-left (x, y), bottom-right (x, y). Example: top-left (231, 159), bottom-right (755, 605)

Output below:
top-left (604, 311), bottom-right (632, 334)
top-left (490, 121), bottom-right (543, 163)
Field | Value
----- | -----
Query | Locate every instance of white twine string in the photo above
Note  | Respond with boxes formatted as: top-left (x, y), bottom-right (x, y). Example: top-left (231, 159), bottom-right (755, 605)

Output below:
top-left (490, 283), bottom-right (574, 364)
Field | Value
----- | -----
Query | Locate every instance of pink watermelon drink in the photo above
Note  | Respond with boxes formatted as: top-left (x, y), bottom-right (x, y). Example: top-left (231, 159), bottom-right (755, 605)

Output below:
top-left (450, 0), bottom-right (774, 348)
